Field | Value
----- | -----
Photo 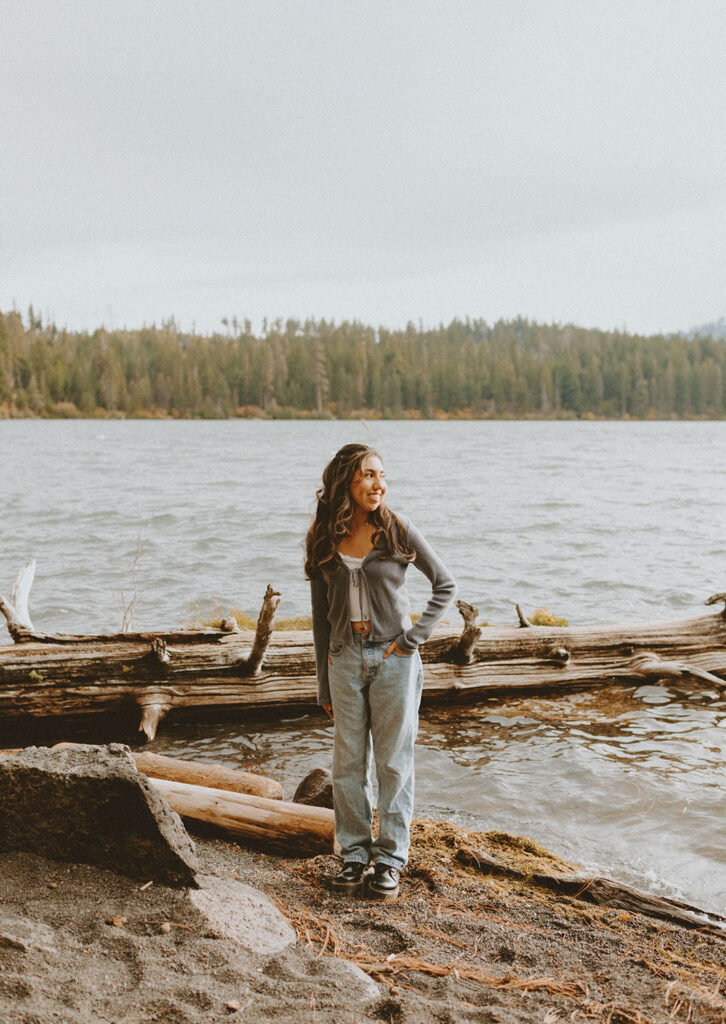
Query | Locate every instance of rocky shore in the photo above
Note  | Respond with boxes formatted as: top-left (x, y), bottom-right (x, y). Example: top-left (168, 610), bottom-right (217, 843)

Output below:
top-left (1, 746), bottom-right (724, 1024)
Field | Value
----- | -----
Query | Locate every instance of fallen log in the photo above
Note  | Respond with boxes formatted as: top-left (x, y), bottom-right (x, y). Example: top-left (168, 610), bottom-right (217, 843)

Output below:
top-left (1, 563), bottom-right (724, 740)
top-left (456, 847), bottom-right (726, 940)
top-left (49, 744), bottom-right (284, 800)
top-left (150, 777), bottom-right (335, 855)
top-left (0, 570), bottom-right (285, 739)
top-left (133, 750), bottom-right (283, 800)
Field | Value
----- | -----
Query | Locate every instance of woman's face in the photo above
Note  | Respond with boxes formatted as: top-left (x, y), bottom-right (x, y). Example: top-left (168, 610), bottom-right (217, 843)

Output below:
top-left (349, 454), bottom-right (387, 516)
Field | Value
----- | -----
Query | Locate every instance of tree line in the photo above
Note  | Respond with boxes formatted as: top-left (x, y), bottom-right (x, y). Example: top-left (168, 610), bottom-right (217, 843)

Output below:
top-left (1, 307), bottom-right (725, 419)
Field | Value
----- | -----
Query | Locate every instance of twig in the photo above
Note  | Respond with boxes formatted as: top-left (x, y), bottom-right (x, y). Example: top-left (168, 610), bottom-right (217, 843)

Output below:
top-left (114, 538), bottom-right (149, 631)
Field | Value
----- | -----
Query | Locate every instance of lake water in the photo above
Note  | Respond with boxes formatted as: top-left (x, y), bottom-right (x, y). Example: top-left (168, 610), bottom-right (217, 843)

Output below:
top-left (1, 419), bottom-right (725, 914)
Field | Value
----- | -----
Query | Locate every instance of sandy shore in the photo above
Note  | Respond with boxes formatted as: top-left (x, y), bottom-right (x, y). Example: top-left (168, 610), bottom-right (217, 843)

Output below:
top-left (1, 816), bottom-right (724, 1024)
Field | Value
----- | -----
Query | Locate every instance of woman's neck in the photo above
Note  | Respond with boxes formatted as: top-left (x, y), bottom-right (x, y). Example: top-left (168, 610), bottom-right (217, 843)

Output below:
top-left (337, 510), bottom-right (374, 557)
top-left (350, 508), bottom-right (370, 531)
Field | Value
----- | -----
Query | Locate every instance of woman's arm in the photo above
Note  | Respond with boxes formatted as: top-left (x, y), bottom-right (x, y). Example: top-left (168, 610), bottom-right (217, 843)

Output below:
top-left (395, 520), bottom-right (457, 653)
top-left (310, 575), bottom-right (333, 705)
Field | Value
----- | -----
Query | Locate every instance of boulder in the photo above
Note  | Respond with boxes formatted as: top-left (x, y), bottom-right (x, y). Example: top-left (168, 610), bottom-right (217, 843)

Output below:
top-left (0, 744), bottom-right (197, 886)
top-left (183, 875), bottom-right (296, 954)
top-left (293, 767), bottom-right (334, 809)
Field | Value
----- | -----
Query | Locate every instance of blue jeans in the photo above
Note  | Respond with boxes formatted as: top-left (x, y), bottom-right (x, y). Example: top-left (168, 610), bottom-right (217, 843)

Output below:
top-left (328, 634), bottom-right (424, 870)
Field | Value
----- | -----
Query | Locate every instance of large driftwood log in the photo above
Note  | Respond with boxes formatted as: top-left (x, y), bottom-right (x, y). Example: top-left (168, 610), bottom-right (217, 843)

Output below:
top-left (1, 564), bottom-right (724, 740)
top-left (150, 777), bottom-right (335, 854)
top-left (0, 578), bottom-right (283, 739)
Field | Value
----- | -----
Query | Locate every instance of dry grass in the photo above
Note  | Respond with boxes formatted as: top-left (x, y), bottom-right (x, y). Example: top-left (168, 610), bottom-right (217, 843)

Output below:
top-left (268, 820), bottom-right (726, 1024)
top-left (183, 600), bottom-right (312, 630)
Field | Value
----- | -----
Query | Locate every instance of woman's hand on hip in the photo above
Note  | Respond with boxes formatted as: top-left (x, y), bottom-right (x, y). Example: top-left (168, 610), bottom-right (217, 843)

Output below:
top-left (322, 704), bottom-right (334, 720)
top-left (383, 640), bottom-right (413, 658)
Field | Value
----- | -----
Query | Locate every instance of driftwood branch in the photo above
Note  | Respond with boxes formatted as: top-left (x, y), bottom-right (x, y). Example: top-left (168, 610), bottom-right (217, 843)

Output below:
top-left (455, 847), bottom-right (726, 940)
top-left (137, 691), bottom-right (176, 741)
top-left (151, 638), bottom-right (171, 664)
top-left (245, 584), bottom-right (281, 675)
top-left (0, 561), bottom-right (36, 639)
top-left (515, 604), bottom-right (532, 628)
top-left (10, 628), bottom-right (228, 644)
top-left (629, 651), bottom-right (725, 687)
top-left (452, 600), bottom-right (482, 665)
top-left (705, 592), bottom-right (726, 618)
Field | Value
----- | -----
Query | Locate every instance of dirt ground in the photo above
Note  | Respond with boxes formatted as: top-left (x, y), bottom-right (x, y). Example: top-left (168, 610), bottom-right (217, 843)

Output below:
top-left (1, 817), bottom-right (724, 1024)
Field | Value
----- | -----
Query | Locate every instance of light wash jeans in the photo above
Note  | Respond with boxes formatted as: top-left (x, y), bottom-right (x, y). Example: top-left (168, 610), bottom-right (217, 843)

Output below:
top-left (328, 634), bottom-right (424, 870)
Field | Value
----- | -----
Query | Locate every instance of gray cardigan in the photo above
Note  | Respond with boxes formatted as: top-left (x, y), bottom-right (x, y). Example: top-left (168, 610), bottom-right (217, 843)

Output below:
top-left (310, 517), bottom-right (457, 704)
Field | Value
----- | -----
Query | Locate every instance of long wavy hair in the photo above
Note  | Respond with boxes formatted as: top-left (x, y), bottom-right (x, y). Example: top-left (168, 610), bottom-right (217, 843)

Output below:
top-left (305, 443), bottom-right (415, 579)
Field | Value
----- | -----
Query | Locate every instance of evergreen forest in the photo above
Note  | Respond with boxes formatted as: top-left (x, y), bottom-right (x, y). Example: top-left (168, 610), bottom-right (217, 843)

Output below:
top-left (1, 308), bottom-right (725, 420)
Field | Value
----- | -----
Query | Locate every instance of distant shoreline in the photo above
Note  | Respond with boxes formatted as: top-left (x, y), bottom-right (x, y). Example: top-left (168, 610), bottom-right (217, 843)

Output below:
top-left (2, 409), bottom-right (726, 423)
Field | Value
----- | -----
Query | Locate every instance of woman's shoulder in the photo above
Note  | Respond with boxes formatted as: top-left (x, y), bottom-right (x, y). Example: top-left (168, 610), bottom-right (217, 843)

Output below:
top-left (385, 511), bottom-right (424, 563)
top-left (390, 513), bottom-right (442, 558)
top-left (386, 507), bottom-right (411, 527)
top-left (383, 508), bottom-right (413, 540)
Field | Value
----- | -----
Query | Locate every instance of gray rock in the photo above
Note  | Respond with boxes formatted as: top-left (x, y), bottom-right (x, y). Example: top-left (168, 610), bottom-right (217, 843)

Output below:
top-left (261, 948), bottom-right (382, 1005)
top-left (306, 954), bottom-right (381, 1002)
top-left (0, 911), bottom-right (57, 954)
top-left (0, 744), bottom-right (197, 886)
top-left (184, 875), bottom-right (296, 954)
top-left (293, 767), bottom-right (334, 809)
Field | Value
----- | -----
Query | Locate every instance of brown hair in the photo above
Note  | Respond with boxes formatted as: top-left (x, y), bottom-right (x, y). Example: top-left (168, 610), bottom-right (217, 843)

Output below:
top-left (305, 442), bottom-right (415, 579)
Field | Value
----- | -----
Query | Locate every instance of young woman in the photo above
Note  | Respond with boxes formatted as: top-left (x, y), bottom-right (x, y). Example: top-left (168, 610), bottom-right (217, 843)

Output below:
top-left (305, 443), bottom-right (457, 900)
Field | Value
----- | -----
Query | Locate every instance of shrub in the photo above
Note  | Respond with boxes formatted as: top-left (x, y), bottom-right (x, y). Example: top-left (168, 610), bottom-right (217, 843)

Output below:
top-left (529, 607), bottom-right (569, 627)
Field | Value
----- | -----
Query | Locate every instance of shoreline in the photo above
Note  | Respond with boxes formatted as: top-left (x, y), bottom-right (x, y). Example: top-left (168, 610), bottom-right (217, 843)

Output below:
top-left (2, 409), bottom-right (726, 422)
top-left (2, 817), bottom-right (724, 1024)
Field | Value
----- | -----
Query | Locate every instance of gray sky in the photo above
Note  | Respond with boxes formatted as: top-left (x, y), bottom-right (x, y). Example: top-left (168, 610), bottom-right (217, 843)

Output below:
top-left (2, 0), bottom-right (724, 336)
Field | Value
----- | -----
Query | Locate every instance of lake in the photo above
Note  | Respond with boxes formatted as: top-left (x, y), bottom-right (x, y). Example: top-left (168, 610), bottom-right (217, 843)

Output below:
top-left (1, 419), bottom-right (724, 913)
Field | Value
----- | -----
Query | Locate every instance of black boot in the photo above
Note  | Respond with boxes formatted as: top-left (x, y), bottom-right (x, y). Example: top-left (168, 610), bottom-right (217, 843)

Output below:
top-left (330, 861), bottom-right (371, 894)
top-left (366, 863), bottom-right (400, 901)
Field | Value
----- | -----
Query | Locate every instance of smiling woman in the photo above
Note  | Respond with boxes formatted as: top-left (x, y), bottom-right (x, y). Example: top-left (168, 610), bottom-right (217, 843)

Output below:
top-left (305, 442), bottom-right (457, 901)
top-left (346, 454), bottom-right (386, 528)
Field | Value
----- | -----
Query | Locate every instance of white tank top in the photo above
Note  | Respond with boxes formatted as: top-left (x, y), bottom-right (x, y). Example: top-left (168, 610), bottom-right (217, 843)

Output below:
top-left (339, 553), bottom-right (371, 622)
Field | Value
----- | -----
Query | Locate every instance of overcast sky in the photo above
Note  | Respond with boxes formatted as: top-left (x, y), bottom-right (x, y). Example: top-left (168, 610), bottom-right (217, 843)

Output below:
top-left (2, 0), bottom-right (724, 336)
